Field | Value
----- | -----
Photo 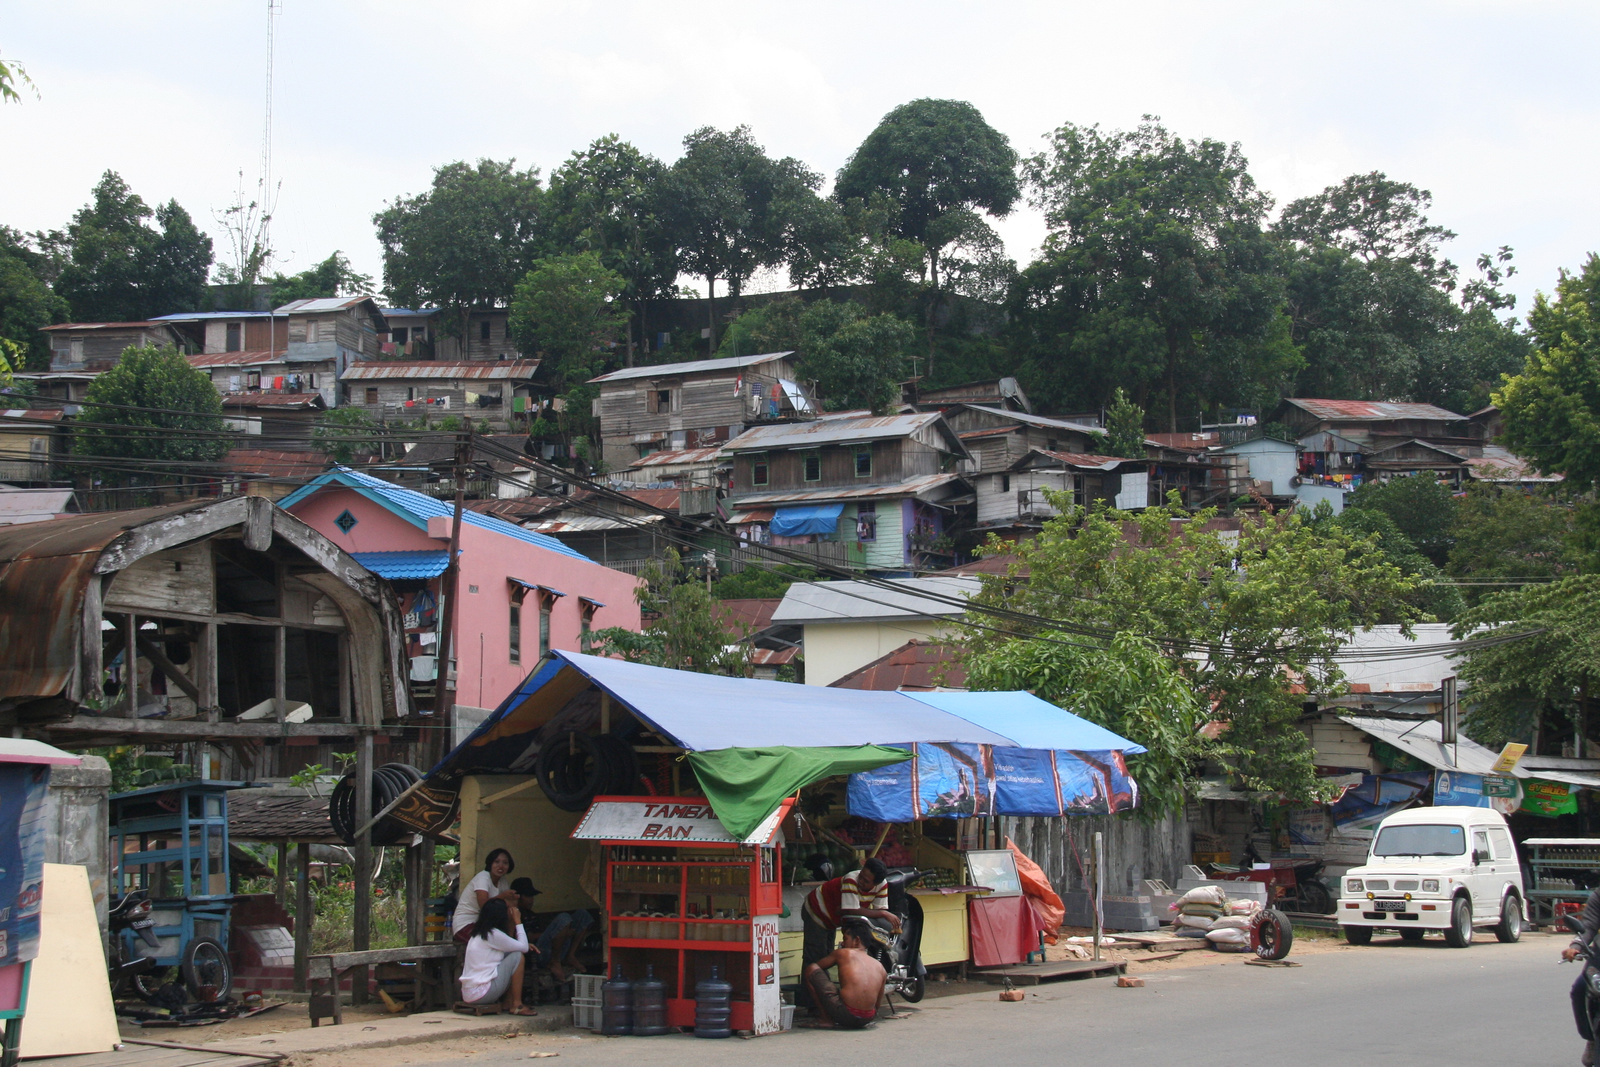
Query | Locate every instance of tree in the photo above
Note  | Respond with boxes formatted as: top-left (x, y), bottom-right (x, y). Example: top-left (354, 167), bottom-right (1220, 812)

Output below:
top-left (374, 160), bottom-right (546, 342)
top-left (794, 300), bottom-right (915, 413)
top-left (1453, 575), bottom-right (1600, 749)
top-left (72, 345), bottom-right (229, 486)
top-left (961, 499), bottom-right (1420, 799)
top-left (313, 406), bottom-right (380, 465)
top-left (1019, 118), bottom-right (1296, 431)
top-left (1275, 171), bottom-right (1457, 286)
top-left (710, 562), bottom-right (819, 601)
top-left (269, 252), bottom-right (373, 306)
top-left (212, 170), bottom-right (276, 311)
top-left (508, 252), bottom-right (629, 386)
top-left (835, 99), bottom-right (1020, 372)
top-left (964, 632), bottom-right (1210, 816)
top-left (545, 136), bottom-right (677, 364)
top-left (1496, 254), bottom-right (1600, 491)
top-left (0, 226), bottom-right (69, 369)
top-left (659, 126), bottom-right (821, 349)
top-left (1344, 474), bottom-right (1458, 565)
top-left (590, 550), bottom-right (750, 675)
top-left (0, 48), bottom-right (36, 104)
top-left (1448, 484), bottom-right (1578, 601)
top-left (1101, 388), bottom-right (1146, 457)
top-left (50, 172), bottom-right (213, 322)
top-left (1323, 505), bottom-right (1464, 621)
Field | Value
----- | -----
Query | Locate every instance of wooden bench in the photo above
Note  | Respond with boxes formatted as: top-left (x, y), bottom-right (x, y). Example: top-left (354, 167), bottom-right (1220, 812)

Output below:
top-left (307, 944), bottom-right (459, 1026)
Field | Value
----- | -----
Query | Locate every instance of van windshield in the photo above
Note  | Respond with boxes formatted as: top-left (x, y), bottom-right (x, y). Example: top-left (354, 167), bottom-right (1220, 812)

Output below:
top-left (1372, 824), bottom-right (1467, 857)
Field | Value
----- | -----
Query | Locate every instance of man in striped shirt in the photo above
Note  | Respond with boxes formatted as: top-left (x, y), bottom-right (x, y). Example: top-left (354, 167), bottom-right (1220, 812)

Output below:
top-left (798, 858), bottom-right (898, 1011)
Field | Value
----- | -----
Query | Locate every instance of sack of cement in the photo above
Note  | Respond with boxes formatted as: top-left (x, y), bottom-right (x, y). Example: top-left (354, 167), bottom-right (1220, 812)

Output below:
top-left (1175, 913), bottom-right (1215, 931)
top-left (1177, 885), bottom-right (1228, 907)
top-left (1173, 926), bottom-right (1209, 938)
top-left (1210, 916), bottom-right (1251, 931)
top-left (1205, 926), bottom-right (1249, 945)
top-left (1176, 878), bottom-right (1269, 905)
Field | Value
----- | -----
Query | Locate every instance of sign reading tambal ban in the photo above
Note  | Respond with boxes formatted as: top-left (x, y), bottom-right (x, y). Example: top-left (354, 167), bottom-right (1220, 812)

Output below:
top-left (569, 797), bottom-right (787, 846)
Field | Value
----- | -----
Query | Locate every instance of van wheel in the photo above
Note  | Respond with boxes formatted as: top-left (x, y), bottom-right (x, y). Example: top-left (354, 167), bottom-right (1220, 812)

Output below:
top-left (1444, 898), bottom-right (1473, 948)
top-left (1399, 928), bottom-right (1425, 942)
top-left (1495, 896), bottom-right (1523, 943)
top-left (1343, 925), bottom-right (1372, 946)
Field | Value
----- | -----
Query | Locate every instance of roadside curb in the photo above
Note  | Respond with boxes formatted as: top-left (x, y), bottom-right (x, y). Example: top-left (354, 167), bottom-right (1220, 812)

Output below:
top-left (197, 1010), bottom-right (575, 1057)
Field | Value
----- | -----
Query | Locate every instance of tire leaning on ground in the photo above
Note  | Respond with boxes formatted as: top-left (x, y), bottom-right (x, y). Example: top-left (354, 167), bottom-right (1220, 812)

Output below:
top-left (181, 937), bottom-right (232, 1002)
top-left (1495, 895), bottom-right (1523, 943)
top-left (1255, 908), bottom-right (1294, 960)
top-left (1444, 896), bottom-right (1474, 948)
top-left (1343, 924), bottom-right (1373, 945)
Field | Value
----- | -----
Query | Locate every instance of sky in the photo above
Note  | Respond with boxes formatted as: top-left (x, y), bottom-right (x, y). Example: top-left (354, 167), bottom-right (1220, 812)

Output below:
top-left (2, 0), bottom-right (1596, 314)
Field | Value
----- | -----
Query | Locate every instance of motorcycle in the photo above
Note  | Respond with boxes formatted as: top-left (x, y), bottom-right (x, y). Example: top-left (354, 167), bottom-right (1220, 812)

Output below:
top-left (1564, 913), bottom-right (1600, 1056)
top-left (869, 868), bottom-right (929, 1004)
top-left (107, 891), bottom-right (163, 1000)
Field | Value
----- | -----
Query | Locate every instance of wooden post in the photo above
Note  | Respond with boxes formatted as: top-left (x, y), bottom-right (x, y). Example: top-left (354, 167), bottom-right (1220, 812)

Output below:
top-left (122, 614), bottom-right (138, 714)
top-left (274, 626), bottom-right (287, 722)
top-left (432, 431), bottom-right (469, 767)
top-left (275, 841), bottom-right (289, 908)
top-left (200, 621), bottom-right (219, 722)
top-left (337, 634), bottom-right (352, 723)
top-left (351, 730), bottom-right (374, 1004)
top-left (294, 842), bottom-right (311, 993)
top-left (1091, 831), bottom-right (1104, 962)
top-left (405, 839), bottom-right (425, 945)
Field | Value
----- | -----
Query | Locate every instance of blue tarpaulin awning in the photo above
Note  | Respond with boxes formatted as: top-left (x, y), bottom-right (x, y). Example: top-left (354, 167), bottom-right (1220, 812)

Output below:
top-left (770, 502), bottom-right (845, 537)
top-left (903, 691), bottom-right (1147, 754)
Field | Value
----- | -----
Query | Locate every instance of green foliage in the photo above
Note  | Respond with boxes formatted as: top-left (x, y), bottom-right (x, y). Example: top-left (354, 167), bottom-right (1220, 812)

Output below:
top-left (0, 226), bottom-right (69, 369)
top-left (0, 49), bottom-right (37, 104)
top-left (313, 406), bottom-right (379, 464)
top-left (73, 344), bottom-right (229, 484)
top-left (508, 251), bottom-right (629, 390)
top-left (1496, 254), bottom-right (1600, 491)
top-left (1344, 475), bottom-right (1458, 565)
top-left (50, 172), bottom-right (213, 322)
top-left (1102, 387), bottom-right (1146, 457)
top-left (374, 160), bottom-right (546, 340)
top-left (962, 498), bottom-right (1421, 799)
top-left (711, 562), bottom-right (819, 601)
top-left (1017, 118), bottom-right (1296, 429)
top-left (1447, 484), bottom-right (1579, 600)
top-left (1453, 574), bottom-right (1600, 748)
top-left (269, 251), bottom-right (373, 306)
top-left (590, 549), bottom-right (750, 674)
top-left (1324, 505), bottom-right (1464, 621)
top-left (964, 632), bottom-right (1210, 816)
top-left (0, 338), bottom-right (15, 389)
top-left (717, 296), bottom-right (804, 356)
top-left (794, 301), bottom-right (914, 413)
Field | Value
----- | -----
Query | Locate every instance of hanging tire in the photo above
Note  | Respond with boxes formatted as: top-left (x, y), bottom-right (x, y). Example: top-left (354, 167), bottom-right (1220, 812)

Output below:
top-left (1255, 908), bottom-right (1293, 960)
top-left (1399, 928), bottom-right (1426, 942)
top-left (1444, 897), bottom-right (1474, 948)
top-left (181, 937), bottom-right (233, 1003)
top-left (1344, 924), bottom-right (1372, 945)
top-left (594, 734), bottom-right (639, 796)
top-left (536, 731), bottom-right (606, 811)
top-left (329, 763), bottom-right (426, 845)
top-left (1495, 895), bottom-right (1523, 943)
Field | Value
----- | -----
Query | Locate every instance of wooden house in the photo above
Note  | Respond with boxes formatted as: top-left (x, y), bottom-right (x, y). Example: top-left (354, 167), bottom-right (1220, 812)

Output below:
top-left (590, 351), bottom-right (817, 472)
top-left (220, 392), bottom-right (327, 449)
top-left (980, 449), bottom-right (1151, 532)
top-left (339, 361), bottom-right (542, 429)
top-left (39, 321), bottom-right (189, 373)
top-left (0, 407), bottom-right (68, 485)
top-left (721, 412), bottom-right (971, 573)
top-left (154, 310), bottom-right (288, 356)
top-left (907, 376), bottom-right (1033, 414)
top-left (276, 296), bottom-right (388, 407)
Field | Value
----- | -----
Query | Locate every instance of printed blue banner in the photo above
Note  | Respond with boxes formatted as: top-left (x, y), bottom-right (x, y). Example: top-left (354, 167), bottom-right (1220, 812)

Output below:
top-left (1329, 772), bottom-right (1431, 829)
top-left (847, 744), bottom-right (1138, 820)
top-left (1433, 770), bottom-right (1492, 808)
top-left (0, 763), bottom-right (51, 967)
top-left (845, 746), bottom-right (918, 823)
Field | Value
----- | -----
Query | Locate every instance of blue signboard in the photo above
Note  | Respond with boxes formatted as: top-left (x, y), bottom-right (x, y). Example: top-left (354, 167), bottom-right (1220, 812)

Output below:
top-left (1433, 770), bottom-right (1492, 808)
top-left (0, 763), bottom-right (51, 967)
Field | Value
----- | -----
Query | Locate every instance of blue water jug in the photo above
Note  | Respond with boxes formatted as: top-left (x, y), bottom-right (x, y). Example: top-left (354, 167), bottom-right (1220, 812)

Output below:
top-left (601, 965), bottom-right (633, 1036)
top-left (632, 964), bottom-right (668, 1036)
top-left (693, 964), bottom-right (733, 1038)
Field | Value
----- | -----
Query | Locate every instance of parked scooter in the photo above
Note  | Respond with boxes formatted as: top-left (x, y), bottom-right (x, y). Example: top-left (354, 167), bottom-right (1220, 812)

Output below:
top-left (870, 868), bottom-right (929, 1003)
top-left (107, 891), bottom-right (163, 1000)
top-left (1565, 913), bottom-right (1600, 1060)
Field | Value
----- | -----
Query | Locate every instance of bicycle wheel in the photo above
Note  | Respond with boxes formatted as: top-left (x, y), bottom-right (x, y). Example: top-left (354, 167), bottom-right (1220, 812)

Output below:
top-left (182, 937), bottom-right (233, 1003)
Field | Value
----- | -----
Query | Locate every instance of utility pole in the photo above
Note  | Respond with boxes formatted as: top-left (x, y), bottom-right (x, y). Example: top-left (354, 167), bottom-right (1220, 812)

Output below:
top-left (431, 429), bottom-right (470, 765)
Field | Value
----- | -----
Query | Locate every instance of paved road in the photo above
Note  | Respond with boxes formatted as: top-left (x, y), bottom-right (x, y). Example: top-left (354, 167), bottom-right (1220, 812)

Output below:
top-left (395, 933), bottom-right (1582, 1067)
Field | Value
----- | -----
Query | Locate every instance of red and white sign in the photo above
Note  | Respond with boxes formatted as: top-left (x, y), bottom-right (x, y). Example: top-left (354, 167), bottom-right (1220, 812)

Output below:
top-left (568, 796), bottom-right (790, 846)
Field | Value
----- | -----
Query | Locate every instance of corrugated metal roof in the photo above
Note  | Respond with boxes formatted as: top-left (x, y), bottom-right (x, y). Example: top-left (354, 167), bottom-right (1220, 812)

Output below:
top-left (626, 446), bottom-right (726, 469)
top-left (774, 576), bottom-right (980, 624)
top-left (228, 789), bottom-right (342, 844)
top-left (829, 640), bottom-right (966, 691)
top-left (277, 467), bottom-right (596, 563)
top-left (223, 449), bottom-right (329, 478)
top-left (0, 409), bottom-right (65, 422)
top-left (958, 426), bottom-right (1021, 440)
top-left (1466, 446), bottom-right (1562, 483)
top-left (590, 351), bottom-right (793, 384)
top-left (531, 513), bottom-right (665, 534)
top-left (188, 351), bottom-right (284, 368)
top-left (340, 361), bottom-right (541, 381)
top-left (221, 392), bottom-right (325, 409)
top-left (1021, 449), bottom-right (1142, 471)
top-left (0, 489), bottom-right (76, 526)
top-left (960, 405), bottom-right (1105, 436)
top-left (1338, 715), bottom-right (1513, 777)
top-left (726, 472), bottom-right (965, 506)
top-left (351, 550), bottom-right (451, 579)
top-left (154, 311), bottom-right (284, 322)
top-left (722, 412), bottom-right (950, 451)
top-left (40, 321), bottom-right (171, 331)
top-left (725, 507), bottom-right (775, 525)
top-left (275, 296), bottom-right (375, 314)
top-left (1281, 398), bottom-right (1466, 422)
top-left (713, 598), bottom-right (782, 634)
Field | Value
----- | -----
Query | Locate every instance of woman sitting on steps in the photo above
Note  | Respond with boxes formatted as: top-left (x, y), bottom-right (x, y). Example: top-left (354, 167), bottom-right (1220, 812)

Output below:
top-left (459, 898), bottom-right (536, 1016)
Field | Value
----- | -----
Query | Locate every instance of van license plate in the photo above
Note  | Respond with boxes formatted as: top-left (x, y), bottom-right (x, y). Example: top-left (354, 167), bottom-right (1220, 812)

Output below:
top-left (1374, 900), bottom-right (1406, 912)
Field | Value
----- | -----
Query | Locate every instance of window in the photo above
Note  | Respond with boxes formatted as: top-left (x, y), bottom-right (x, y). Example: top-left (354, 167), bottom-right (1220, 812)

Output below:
top-left (508, 602), bottom-right (522, 664)
top-left (855, 450), bottom-right (872, 477)
top-left (855, 502), bottom-right (877, 542)
top-left (803, 454), bottom-right (821, 482)
top-left (365, 387), bottom-right (379, 405)
top-left (579, 599), bottom-right (601, 652)
top-left (480, 319), bottom-right (492, 342)
top-left (648, 388), bottom-right (673, 413)
top-left (391, 327), bottom-right (409, 345)
top-left (999, 474), bottom-right (1011, 492)
top-left (225, 322), bottom-right (242, 352)
top-left (1046, 438), bottom-right (1057, 452)
top-left (1473, 830), bottom-right (1491, 860)
top-left (1488, 827), bottom-right (1513, 861)
top-left (752, 455), bottom-right (769, 486)
top-left (246, 371), bottom-right (261, 389)
top-left (538, 592), bottom-right (555, 657)
top-left (70, 339), bottom-right (84, 362)
top-left (306, 320), bottom-right (319, 343)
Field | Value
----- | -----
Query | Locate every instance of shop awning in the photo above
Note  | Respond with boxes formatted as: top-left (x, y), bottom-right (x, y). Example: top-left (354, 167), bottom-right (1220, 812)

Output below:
top-left (1338, 715), bottom-right (1514, 777)
top-left (906, 691), bottom-right (1147, 755)
top-left (687, 746), bottom-right (912, 840)
top-left (769, 502), bottom-right (844, 537)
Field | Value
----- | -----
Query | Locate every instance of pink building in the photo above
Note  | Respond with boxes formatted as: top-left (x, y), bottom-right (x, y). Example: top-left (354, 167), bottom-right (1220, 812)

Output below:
top-left (280, 468), bottom-right (642, 718)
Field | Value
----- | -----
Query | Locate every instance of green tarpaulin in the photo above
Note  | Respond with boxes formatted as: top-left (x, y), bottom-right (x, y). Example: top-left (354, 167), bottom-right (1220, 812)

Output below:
top-left (687, 745), bottom-right (913, 840)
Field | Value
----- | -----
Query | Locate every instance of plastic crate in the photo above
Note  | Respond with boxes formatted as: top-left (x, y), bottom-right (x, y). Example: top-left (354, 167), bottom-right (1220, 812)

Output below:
top-left (572, 997), bottom-right (603, 1031)
top-left (573, 974), bottom-right (605, 1001)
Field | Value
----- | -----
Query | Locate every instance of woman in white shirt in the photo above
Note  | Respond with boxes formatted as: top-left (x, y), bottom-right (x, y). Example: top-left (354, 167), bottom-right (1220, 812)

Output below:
top-left (459, 897), bottom-right (534, 1014)
top-left (452, 848), bottom-right (518, 942)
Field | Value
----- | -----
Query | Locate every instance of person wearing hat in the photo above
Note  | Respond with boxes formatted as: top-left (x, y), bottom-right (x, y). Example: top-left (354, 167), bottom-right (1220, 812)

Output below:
top-left (511, 877), bottom-right (594, 981)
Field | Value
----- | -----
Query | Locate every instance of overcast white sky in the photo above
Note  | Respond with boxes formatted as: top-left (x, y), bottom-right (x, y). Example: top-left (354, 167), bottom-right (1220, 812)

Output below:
top-left (3, 1), bottom-right (1595, 313)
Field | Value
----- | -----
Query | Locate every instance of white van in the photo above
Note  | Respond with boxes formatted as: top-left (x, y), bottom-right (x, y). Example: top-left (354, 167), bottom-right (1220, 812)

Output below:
top-left (1337, 805), bottom-right (1524, 947)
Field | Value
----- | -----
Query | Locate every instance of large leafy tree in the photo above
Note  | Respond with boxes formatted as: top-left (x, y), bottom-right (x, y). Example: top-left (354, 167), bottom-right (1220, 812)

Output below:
top-left (545, 136), bottom-right (677, 365)
top-left (1496, 254), bottom-right (1600, 491)
top-left (1017, 118), bottom-right (1296, 430)
top-left (73, 344), bottom-right (230, 486)
top-left (659, 126), bottom-right (821, 349)
top-left (50, 172), bottom-right (213, 321)
top-left (1447, 484), bottom-right (1578, 603)
top-left (1101, 388), bottom-right (1146, 458)
top-left (962, 499), bottom-right (1420, 799)
top-left (268, 251), bottom-right (373, 306)
top-left (794, 300), bottom-right (915, 414)
top-left (374, 159), bottom-right (546, 341)
top-left (509, 252), bottom-right (629, 388)
top-left (1343, 474), bottom-right (1459, 565)
top-left (0, 226), bottom-right (69, 369)
top-left (590, 550), bottom-right (751, 675)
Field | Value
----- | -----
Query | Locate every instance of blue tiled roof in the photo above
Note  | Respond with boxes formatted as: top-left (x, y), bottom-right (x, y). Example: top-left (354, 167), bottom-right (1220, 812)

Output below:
top-left (279, 467), bottom-right (595, 563)
top-left (351, 550), bottom-right (451, 579)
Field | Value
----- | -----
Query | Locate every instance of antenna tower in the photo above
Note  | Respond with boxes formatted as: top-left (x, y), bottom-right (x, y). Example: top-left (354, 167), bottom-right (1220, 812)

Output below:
top-left (261, 1), bottom-right (282, 250)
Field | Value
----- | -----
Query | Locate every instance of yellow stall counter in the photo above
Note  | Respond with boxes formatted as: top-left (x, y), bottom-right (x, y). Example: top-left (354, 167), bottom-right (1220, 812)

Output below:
top-left (912, 888), bottom-right (978, 966)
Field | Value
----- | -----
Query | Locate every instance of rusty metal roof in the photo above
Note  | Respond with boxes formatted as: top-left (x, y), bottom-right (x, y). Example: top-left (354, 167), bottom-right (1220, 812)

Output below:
top-left (223, 449), bottom-right (330, 478)
top-left (1465, 446), bottom-right (1562, 483)
top-left (590, 351), bottom-right (793, 384)
top-left (727, 472), bottom-right (966, 507)
top-left (1022, 449), bottom-right (1142, 471)
top-left (722, 412), bottom-right (958, 452)
top-left (1279, 398), bottom-right (1466, 422)
top-left (829, 640), bottom-right (966, 691)
top-left (228, 789), bottom-right (343, 843)
top-left (340, 361), bottom-right (541, 381)
top-left (625, 446), bottom-right (727, 469)
top-left (0, 409), bottom-right (66, 422)
top-left (40, 321), bottom-right (171, 331)
top-left (188, 351), bottom-right (284, 368)
top-left (221, 392), bottom-right (326, 409)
